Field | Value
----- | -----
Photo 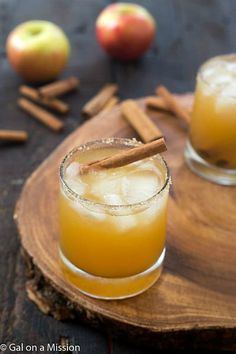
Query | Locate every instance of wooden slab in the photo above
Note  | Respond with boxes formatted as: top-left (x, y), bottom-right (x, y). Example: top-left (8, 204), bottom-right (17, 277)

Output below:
top-left (14, 95), bottom-right (236, 350)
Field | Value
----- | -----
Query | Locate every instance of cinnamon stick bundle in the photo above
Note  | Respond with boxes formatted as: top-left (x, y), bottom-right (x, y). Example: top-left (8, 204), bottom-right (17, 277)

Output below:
top-left (39, 77), bottom-right (79, 98)
top-left (80, 138), bottom-right (167, 174)
top-left (82, 84), bottom-right (118, 117)
top-left (18, 98), bottom-right (64, 132)
top-left (121, 99), bottom-right (163, 143)
top-left (19, 85), bottom-right (69, 114)
top-left (0, 129), bottom-right (28, 143)
top-left (156, 86), bottom-right (191, 124)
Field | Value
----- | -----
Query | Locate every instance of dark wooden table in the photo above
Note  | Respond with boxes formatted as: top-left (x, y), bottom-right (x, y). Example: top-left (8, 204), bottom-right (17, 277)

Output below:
top-left (0, 0), bottom-right (235, 353)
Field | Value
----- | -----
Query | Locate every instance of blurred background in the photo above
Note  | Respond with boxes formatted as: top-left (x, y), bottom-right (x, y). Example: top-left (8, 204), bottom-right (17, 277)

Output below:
top-left (1, 0), bottom-right (236, 353)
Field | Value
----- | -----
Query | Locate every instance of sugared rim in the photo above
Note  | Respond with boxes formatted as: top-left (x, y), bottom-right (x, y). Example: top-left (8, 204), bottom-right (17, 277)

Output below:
top-left (198, 53), bottom-right (236, 99)
top-left (59, 137), bottom-right (170, 213)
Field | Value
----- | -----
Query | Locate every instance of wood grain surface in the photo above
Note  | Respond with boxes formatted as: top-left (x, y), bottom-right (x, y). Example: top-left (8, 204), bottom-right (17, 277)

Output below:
top-left (14, 95), bottom-right (236, 350)
top-left (1, 0), bottom-right (236, 353)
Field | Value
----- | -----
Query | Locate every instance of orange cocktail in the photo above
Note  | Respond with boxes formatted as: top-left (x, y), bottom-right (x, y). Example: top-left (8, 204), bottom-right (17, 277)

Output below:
top-left (59, 138), bottom-right (170, 299)
top-left (185, 54), bottom-right (236, 185)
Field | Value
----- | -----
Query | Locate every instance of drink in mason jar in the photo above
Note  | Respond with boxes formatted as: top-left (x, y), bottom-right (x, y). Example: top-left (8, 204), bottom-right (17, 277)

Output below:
top-left (59, 138), bottom-right (170, 299)
top-left (185, 54), bottom-right (236, 185)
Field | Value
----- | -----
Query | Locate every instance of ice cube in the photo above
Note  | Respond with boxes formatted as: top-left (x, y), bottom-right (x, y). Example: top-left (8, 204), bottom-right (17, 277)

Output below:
top-left (212, 74), bottom-right (231, 87)
top-left (203, 61), bottom-right (233, 88)
top-left (91, 173), bottom-right (121, 198)
top-left (103, 193), bottom-right (123, 205)
top-left (121, 171), bottom-right (160, 204)
top-left (67, 177), bottom-right (86, 196)
top-left (104, 191), bottom-right (137, 231)
top-left (66, 161), bottom-right (80, 178)
top-left (216, 82), bottom-right (236, 112)
top-left (114, 214), bottom-right (137, 232)
top-left (140, 191), bottom-right (168, 224)
top-left (225, 61), bottom-right (236, 72)
top-left (139, 160), bottom-right (164, 181)
top-left (222, 82), bottom-right (236, 97)
top-left (66, 174), bottom-right (106, 221)
top-left (140, 202), bottom-right (159, 224)
top-left (203, 65), bottom-right (217, 80)
top-left (72, 200), bottom-right (106, 221)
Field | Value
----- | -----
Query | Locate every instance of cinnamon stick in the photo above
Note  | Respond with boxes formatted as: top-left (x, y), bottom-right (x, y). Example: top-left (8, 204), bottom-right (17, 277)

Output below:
top-left (156, 86), bottom-right (191, 124)
top-left (82, 84), bottom-right (118, 117)
top-left (99, 96), bottom-right (119, 114)
top-left (18, 98), bottom-right (64, 132)
top-left (39, 77), bottom-right (79, 98)
top-left (19, 85), bottom-right (69, 114)
top-left (121, 99), bottom-right (163, 143)
top-left (146, 96), bottom-right (170, 111)
top-left (0, 129), bottom-right (28, 143)
top-left (80, 138), bottom-right (167, 174)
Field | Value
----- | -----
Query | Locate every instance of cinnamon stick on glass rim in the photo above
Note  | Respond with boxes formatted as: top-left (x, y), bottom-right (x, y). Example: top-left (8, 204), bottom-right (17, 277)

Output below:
top-left (121, 99), bottom-right (163, 143)
top-left (82, 84), bottom-right (118, 118)
top-left (18, 98), bottom-right (64, 132)
top-left (80, 138), bottom-right (167, 174)
top-left (19, 85), bottom-right (69, 114)
top-left (156, 85), bottom-right (191, 124)
top-left (0, 129), bottom-right (28, 143)
top-left (39, 77), bottom-right (79, 98)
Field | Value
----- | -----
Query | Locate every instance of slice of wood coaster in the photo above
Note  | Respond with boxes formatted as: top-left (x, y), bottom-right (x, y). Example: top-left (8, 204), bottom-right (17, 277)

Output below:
top-left (14, 95), bottom-right (236, 350)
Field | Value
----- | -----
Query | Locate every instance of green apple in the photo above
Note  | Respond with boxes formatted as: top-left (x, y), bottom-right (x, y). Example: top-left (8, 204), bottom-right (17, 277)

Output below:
top-left (6, 20), bottom-right (70, 83)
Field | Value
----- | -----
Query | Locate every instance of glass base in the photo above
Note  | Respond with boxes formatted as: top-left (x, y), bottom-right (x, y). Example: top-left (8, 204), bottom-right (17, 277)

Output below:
top-left (184, 140), bottom-right (236, 186)
top-left (59, 249), bottom-right (165, 300)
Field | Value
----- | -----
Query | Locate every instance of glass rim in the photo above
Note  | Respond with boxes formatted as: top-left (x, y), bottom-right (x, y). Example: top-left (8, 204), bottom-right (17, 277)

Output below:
top-left (198, 53), bottom-right (236, 99)
top-left (59, 137), bottom-right (170, 213)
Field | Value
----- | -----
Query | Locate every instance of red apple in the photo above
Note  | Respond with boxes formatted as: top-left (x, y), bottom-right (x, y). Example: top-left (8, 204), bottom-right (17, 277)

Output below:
top-left (6, 20), bottom-right (70, 83)
top-left (96, 2), bottom-right (156, 61)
